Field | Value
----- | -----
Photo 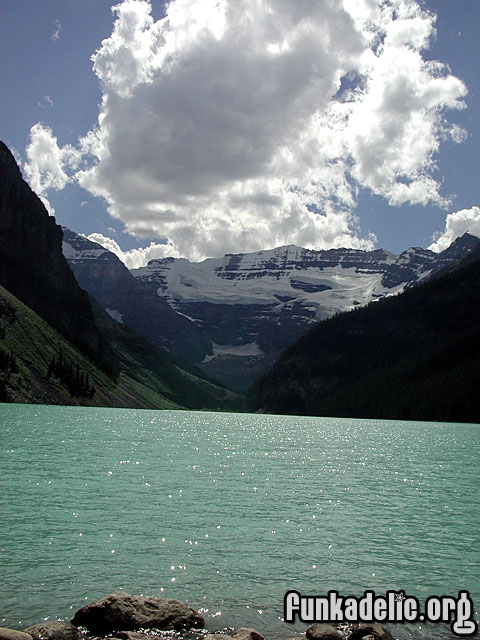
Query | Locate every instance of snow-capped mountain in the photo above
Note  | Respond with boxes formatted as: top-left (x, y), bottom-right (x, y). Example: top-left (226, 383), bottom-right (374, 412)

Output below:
top-left (132, 245), bottom-right (398, 311)
top-left (62, 227), bottom-right (210, 363)
top-left (63, 229), bottom-right (480, 391)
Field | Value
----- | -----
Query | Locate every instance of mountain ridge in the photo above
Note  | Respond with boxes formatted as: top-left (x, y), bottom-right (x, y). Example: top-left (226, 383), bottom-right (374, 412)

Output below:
top-left (247, 245), bottom-right (480, 422)
top-left (63, 227), bottom-right (480, 391)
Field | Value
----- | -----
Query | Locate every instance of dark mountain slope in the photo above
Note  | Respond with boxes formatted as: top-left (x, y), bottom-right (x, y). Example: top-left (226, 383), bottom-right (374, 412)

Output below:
top-left (89, 296), bottom-right (241, 410)
top-left (0, 141), bottom-right (239, 410)
top-left (0, 284), bottom-right (177, 408)
top-left (0, 142), bottom-right (117, 377)
top-left (62, 227), bottom-right (210, 363)
top-left (0, 285), bottom-right (240, 410)
top-left (248, 249), bottom-right (480, 423)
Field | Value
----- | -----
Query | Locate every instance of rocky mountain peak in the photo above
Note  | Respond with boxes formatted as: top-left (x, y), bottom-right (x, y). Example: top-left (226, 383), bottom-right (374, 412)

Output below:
top-left (438, 231), bottom-right (480, 260)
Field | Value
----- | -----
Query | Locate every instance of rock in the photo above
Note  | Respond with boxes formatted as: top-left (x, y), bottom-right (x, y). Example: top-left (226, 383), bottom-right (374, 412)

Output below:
top-left (347, 624), bottom-right (395, 640)
top-left (202, 635), bottom-right (231, 640)
top-left (114, 633), bottom-right (154, 640)
top-left (232, 629), bottom-right (265, 640)
top-left (71, 592), bottom-right (204, 633)
top-left (24, 622), bottom-right (80, 640)
top-left (0, 630), bottom-right (33, 640)
top-left (306, 624), bottom-right (342, 640)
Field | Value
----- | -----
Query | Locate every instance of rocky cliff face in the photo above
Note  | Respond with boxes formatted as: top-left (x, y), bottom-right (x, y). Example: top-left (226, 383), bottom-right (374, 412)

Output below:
top-left (0, 142), bottom-right (117, 377)
top-left (380, 233), bottom-right (480, 289)
top-left (62, 228), bottom-right (210, 362)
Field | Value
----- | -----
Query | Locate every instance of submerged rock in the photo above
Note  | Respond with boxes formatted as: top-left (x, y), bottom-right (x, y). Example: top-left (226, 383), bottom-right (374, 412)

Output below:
top-left (0, 630), bottom-right (33, 640)
top-left (113, 633), bottom-right (153, 640)
top-left (71, 592), bottom-right (204, 634)
top-left (24, 622), bottom-right (80, 640)
top-left (305, 624), bottom-right (341, 640)
top-left (347, 624), bottom-right (394, 640)
top-left (232, 629), bottom-right (265, 640)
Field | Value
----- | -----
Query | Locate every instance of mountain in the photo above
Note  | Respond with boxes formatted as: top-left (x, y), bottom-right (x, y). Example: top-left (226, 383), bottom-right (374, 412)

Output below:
top-left (63, 229), bottom-right (480, 391)
top-left (0, 140), bottom-right (238, 410)
top-left (247, 246), bottom-right (480, 423)
top-left (0, 141), bottom-right (117, 378)
top-left (62, 228), bottom-right (210, 362)
top-left (0, 284), bottom-right (239, 409)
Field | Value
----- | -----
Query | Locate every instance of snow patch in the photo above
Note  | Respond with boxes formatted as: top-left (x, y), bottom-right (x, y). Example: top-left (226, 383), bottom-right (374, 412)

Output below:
top-left (106, 308), bottom-right (123, 323)
top-left (63, 240), bottom-right (109, 261)
top-left (175, 310), bottom-right (202, 323)
top-left (202, 341), bottom-right (264, 363)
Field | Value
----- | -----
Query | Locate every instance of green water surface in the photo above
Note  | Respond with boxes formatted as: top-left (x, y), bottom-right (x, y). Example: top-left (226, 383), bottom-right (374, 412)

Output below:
top-left (1, 405), bottom-right (478, 639)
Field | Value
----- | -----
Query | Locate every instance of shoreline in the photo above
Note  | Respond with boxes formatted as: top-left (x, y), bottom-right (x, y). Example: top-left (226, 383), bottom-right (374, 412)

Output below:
top-left (0, 592), bottom-right (399, 640)
top-left (10, 592), bottom-right (478, 640)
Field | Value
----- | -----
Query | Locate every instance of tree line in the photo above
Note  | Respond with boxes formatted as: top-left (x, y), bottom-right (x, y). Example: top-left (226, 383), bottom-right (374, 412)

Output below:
top-left (47, 351), bottom-right (95, 399)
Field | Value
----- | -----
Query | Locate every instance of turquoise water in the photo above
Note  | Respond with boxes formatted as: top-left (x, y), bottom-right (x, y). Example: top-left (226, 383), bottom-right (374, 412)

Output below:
top-left (0, 404), bottom-right (478, 639)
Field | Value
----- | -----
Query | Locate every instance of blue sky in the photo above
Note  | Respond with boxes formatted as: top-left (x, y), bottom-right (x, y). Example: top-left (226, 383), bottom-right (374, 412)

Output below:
top-left (1, 0), bottom-right (479, 266)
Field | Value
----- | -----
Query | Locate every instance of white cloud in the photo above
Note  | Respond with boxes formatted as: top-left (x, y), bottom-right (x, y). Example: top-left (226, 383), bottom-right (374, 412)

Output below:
top-left (51, 19), bottom-right (62, 41)
top-left (24, 123), bottom-right (69, 194)
top-left (24, 123), bottom-right (94, 198)
top-left (27, 0), bottom-right (468, 262)
top-left (449, 123), bottom-right (468, 144)
top-left (24, 123), bottom-right (76, 215)
top-left (429, 206), bottom-right (480, 252)
top-left (23, 123), bottom-right (91, 216)
top-left (87, 232), bottom-right (180, 269)
top-left (38, 95), bottom-right (54, 109)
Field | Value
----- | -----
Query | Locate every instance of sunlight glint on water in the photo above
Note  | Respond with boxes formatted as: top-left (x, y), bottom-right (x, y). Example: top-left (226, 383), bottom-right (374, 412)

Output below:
top-left (0, 404), bottom-right (478, 640)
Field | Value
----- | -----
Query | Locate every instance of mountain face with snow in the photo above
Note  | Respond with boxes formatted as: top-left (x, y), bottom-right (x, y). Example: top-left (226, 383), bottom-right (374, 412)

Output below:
top-left (247, 242), bottom-right (480, 422)
top-left (62, 228), bottom-right (210, 363)
top-left (63, 229), bottom-right (480, 392)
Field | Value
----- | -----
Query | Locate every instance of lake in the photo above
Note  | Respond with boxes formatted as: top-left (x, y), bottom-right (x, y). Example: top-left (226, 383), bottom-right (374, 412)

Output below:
top-left (0, 404), bottom-right (478, 639)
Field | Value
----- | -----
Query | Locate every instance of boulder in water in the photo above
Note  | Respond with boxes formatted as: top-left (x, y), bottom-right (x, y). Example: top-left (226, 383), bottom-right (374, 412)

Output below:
top-left (0, 630), bottom-right (33, 640)
top-left (306, 624), bottom-right (341, 640)
top-left (232, 629), bottom-right (265, 640)
top-left (71, 592), bottom-right (204, 633)
top-left (347, 624), bottom-right (394, 640)
top-left (25, 622), bottom-right (80, 640)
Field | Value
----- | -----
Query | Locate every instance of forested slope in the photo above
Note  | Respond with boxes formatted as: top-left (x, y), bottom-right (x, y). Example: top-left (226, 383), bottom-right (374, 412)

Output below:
top-left (248, 250), bottom-right (480, 423)
top-left (0, 286), bottom-right (239, 410)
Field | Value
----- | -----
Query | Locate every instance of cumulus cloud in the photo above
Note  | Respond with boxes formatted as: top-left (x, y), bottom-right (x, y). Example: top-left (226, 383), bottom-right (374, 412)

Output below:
top-left (26, 0), bottom-right (468, 261)
top-left (429, 206), bottom-right (480, 252)
top-left (87, 233), bottom-right (180, 269)
top-left (25, 124), bottom-right (69, 194)
top-left (24, 123), bottom-right (73, 215)
top-left (23, 123), bottom-right (94, 215)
